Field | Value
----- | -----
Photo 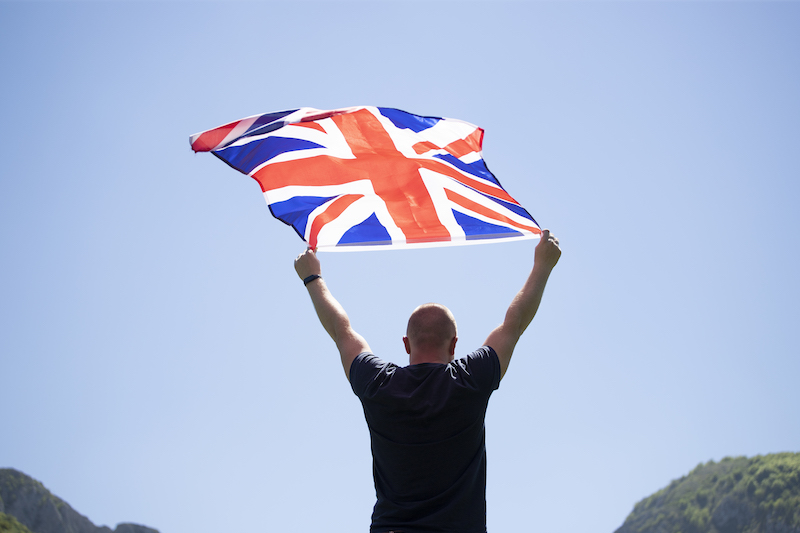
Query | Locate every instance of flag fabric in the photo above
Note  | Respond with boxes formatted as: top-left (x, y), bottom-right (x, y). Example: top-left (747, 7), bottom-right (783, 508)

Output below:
top-left (190, 106), bottom-right (540, 251)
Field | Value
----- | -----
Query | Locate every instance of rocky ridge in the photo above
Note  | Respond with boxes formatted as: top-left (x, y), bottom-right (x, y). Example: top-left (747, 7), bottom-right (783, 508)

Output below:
top-left (0, 469), bottom-right (158, 533)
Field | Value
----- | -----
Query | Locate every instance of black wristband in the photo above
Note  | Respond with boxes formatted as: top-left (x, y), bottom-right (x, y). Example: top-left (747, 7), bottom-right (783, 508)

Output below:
top-left (303, 274), bottom-right (321, 286)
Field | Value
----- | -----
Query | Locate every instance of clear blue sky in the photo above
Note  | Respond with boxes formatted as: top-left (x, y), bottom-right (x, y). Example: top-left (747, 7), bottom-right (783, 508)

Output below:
top-left (1, 2), bottom-right (798, 532)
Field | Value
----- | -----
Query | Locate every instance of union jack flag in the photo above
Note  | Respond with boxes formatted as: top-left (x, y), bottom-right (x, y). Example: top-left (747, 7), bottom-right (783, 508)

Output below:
top-left (190, 106), bottom-right (540, 251)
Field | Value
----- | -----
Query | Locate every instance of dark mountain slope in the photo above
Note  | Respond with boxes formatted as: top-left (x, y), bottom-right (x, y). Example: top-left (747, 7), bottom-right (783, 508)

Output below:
top-left (0, 469), bottom-right (157, 533)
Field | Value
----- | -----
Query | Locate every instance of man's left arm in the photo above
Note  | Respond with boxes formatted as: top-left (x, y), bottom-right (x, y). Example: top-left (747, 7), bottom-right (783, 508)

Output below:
top-left (294, 248), bottom-right (371, 381)
top-left (484, 229), bottom-right (561, 379)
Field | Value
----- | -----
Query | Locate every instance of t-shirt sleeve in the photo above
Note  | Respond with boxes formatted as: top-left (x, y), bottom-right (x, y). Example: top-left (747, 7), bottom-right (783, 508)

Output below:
top-left (349, 352), bottom-right (389, 397)
top-left (463, 346), bottom-right (502, 392)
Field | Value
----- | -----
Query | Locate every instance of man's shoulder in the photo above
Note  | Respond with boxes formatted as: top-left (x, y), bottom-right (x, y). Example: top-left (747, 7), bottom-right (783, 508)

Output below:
top-left (350, 352), bottom-right (396, 394)
top-left (459, 345), bottom-right (499, 366)
top-left (352, 351), bottom-right (389, 370)
top-left (452, 346), bottom-right (501, 390)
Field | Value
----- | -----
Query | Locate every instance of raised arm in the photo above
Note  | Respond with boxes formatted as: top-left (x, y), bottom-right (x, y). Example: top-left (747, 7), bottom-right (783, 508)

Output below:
top-left (294, 248), bottom-right (371, 381)
top-left (484, 229), bottom-right (561, 379)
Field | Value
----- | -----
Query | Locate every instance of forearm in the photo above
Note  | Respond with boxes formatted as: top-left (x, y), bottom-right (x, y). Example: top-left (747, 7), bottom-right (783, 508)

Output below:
top-left (503, 263), bottom-right (554, 338)
top-left (305, 278), bottom-right (353, 345)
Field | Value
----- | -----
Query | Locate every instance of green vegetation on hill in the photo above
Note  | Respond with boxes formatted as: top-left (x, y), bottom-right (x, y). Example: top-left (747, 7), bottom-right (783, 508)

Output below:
top-left (616, 452), bottom-right (800, 533)
top-left (0, 512), bottom-right (33, 533)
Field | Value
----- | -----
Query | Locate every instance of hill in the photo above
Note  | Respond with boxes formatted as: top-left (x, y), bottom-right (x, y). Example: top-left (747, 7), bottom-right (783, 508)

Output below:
top-left (0, 469), bottom-right (158, 533)
top-left (615, 452), bottom-right (800, 533)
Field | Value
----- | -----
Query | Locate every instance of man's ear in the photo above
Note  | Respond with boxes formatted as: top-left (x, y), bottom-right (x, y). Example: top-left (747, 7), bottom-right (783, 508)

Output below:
top-left (449, 336), bottom-right (458, 357)
top-left (403, 336), bottom-right (411, 355)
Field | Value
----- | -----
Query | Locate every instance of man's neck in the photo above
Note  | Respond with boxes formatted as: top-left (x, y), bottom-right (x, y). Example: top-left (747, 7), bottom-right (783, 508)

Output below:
top-left (409, 351), bottom-right (453, 365)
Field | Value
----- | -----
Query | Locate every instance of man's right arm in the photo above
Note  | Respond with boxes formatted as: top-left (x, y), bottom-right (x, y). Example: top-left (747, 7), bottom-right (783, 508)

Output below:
top-left (483, 229), bottom-right (561, 379)
top-left (294, 248), bottom-right (371, 381)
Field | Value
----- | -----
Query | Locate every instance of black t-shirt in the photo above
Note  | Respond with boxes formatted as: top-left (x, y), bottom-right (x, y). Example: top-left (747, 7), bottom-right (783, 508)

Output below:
top-left (350, 347), bottom-right (501, 533)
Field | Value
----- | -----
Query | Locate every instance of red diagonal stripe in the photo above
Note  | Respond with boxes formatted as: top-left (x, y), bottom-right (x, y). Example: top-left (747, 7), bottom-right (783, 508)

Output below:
top-left (412, 140), bottom-right (440, 154)
top-left (192, 122), bottom-right (238, 152)
top-left (443, 129), bottom-right (484, 158)
top-left (291, 122), bottom-right (326, 133)
top-left (444, 189), bottom-right (540, 233)
top-left (416, 158), bottom-right (520, 205)
top-left (308, 194), bottom-right (363, 249)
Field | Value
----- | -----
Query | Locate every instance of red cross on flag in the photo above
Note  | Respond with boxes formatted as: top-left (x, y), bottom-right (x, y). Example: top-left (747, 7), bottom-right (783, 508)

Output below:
top-left (191, 106), bottom-right (541, 251)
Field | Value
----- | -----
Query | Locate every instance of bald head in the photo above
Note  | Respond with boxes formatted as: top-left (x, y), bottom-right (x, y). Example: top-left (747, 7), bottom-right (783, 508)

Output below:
top-left (405, 303), bottom-right (458, 356)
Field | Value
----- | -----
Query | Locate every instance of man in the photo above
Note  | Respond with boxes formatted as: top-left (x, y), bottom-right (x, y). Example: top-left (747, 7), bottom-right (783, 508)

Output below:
top-left (294, 230), bottom-right (561, 533)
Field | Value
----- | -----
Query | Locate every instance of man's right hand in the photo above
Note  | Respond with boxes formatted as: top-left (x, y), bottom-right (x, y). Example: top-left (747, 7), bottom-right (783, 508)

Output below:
top-left (534, 229), bottom-right (561, 272)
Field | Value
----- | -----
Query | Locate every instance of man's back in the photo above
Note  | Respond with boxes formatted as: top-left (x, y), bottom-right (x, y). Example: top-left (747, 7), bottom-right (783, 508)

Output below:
top-left (350, 347), bottom-right (501, 533)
